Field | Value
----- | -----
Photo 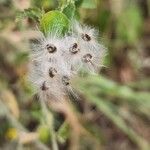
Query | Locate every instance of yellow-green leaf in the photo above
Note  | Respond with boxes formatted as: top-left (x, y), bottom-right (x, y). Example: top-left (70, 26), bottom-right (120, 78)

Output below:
top-left (40, 10), bottom-right (69, 36)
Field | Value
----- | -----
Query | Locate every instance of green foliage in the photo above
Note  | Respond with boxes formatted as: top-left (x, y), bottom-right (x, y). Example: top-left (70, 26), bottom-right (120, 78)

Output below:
top-left (75, 75), bottom-right (150, 116)
top-left (16, 7), bottom-right (43, 22)
top-left (116, 4), bottom-right (143, 44)
top-left (57, 122), bottom-right (70, 144)
top-left (0, 0), bottom-right (150, 149)
top-left (14, 52), bottom-right (28, 66)
top-left (98, 10), bottom-right (111, 33)
top-left (38, 125), bottom-right (51, 143)
top-left (74, 75), bottom-right (150, 149)
top-left (80, 0), bottom-right (97, 9)
top-left (62, 3), bottom-right (76, 19)
top-left (40, 10), bottom-right (69, 36)
top-left (31, 0), bottom-right (56, 9)
top-left (74, 0), bottom-right (83, 7)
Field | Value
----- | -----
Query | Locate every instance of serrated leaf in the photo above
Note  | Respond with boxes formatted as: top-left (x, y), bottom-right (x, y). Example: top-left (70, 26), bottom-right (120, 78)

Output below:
top-left (16, 8), bottom-right (43, 22)
top-left (62, 3), bottom-right (76, 19)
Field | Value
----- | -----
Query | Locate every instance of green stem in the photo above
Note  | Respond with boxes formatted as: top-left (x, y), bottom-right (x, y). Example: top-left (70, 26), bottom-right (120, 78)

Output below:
top-left (40, 99), bottom-right (58, 150)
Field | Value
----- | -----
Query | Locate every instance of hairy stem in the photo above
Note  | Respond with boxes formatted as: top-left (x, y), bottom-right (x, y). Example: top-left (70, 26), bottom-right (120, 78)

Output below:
top-left (40, 99), bottom-right (58, 150)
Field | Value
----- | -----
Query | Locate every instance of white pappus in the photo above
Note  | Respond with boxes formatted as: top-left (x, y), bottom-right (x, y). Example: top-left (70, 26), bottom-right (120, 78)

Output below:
top-left (28, 20), bottom-right (106, 101)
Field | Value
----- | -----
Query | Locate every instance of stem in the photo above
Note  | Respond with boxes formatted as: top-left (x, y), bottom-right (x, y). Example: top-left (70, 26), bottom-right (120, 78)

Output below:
top-left (40, 99), bottom-right (58, 150)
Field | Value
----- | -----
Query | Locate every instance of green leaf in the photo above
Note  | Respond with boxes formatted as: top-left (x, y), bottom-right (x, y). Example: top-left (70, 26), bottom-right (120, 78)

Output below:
top-left (40, 10), bottom-right (69, 36)
top-left (57, 122), bottom-right (70, 144)
top-left (16, 8), bottom-right (43, 22)
top-left (81, 0), bottom-right (97, 9)
top-left (74, 0), bottom-right (83, 7)
top-left (62, 3), bottom-right (76, 19)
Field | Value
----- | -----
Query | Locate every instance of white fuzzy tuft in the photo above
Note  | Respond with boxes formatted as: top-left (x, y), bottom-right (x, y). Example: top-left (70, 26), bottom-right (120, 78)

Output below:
top-left (28, 21), bottom-right (106, 101)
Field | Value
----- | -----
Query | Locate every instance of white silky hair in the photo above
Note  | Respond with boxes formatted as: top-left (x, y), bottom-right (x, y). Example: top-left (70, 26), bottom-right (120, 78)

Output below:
top-left (28, 20), bottom-right (106, 101)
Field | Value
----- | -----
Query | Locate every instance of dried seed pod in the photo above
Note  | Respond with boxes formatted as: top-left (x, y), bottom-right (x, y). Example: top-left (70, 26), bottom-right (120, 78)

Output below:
top-left (69, 43), bottom-right (80, 54)
top-left (46, 44), bottom-right (57, 53)
top-left (62, 76), bottom-right (70, 86)
top-left (49, 67), bottom-right (57, 78)
top-left (81, 33), bottom-right (91, 41)
top-left (41, 81), bottom-right (49, 91)
top-left (82, 53), bottom-right (93, 63)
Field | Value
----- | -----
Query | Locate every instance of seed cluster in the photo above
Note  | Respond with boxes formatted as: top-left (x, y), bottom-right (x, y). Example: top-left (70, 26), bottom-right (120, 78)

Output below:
top-left (29, 21), bottom-right (105, 101)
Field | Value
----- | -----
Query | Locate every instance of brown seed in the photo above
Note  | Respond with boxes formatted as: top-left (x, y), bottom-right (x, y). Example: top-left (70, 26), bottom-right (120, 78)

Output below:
top-left (82, 53), bottom-right (93, 63)
top-left (81, 33), bottom-right (91, 41)
top-left (33, 60), bottom-right (39, 66)
top-left (46, 44), bottom-right (57, 53)
top-left (69, 43), bottom-right (80, 54)
top-left (49, 67), bottom-right (57, 78)
top-left (62, 76), bottom-right (70, 86)
top-left (41, 81), bottom-right (48, 91)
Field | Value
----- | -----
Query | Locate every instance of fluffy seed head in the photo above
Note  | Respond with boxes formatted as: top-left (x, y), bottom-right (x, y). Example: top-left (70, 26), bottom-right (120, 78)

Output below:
top-left (28, 20), bottom-right (106, 101)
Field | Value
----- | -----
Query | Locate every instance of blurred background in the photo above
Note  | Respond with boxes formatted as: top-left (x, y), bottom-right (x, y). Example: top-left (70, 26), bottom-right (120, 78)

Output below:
top-left (0, 0), bottom-right (150, 150)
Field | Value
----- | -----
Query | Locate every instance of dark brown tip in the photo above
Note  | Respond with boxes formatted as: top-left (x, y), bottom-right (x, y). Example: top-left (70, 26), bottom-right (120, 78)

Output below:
top-left (69, 43), bottom-right (80, 54)
top-left (41, 81), bottom-right (49, 91)
top-left (33, 60), bottom-right (39, 66)
top-left (46, 44), bottom-right (57, 53)
top-left (49, 67), bottom-right (57, 78)
top-left (62, 76), bottom-right (70, 86)
top-left (81, 33), bottom-right (91, 41)
top-left (82, 53), bottom-right (93, 63)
